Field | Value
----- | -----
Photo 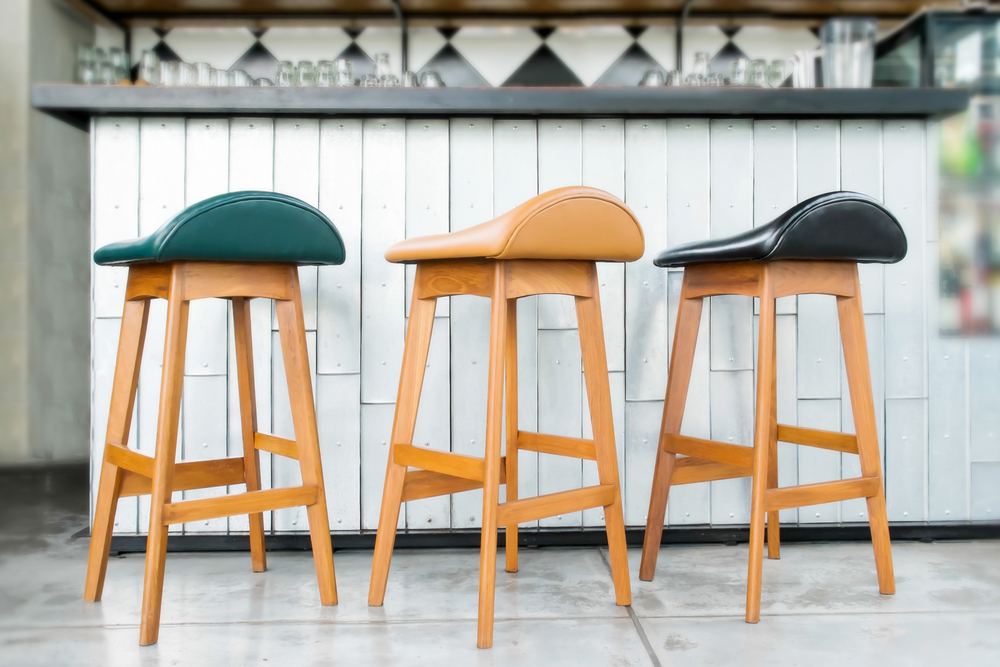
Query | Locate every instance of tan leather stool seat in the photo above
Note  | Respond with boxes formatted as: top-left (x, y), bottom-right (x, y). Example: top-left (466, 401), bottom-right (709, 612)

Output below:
top-left (385, 186), bottom-right (644, 263)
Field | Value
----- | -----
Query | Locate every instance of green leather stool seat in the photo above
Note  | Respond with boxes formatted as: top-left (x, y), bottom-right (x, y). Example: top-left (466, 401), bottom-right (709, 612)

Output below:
top-left (94, 191), bottom-right (345, 267)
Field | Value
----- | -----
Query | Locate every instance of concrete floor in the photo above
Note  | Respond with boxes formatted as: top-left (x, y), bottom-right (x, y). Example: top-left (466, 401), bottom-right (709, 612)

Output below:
top-left (1, 466), bottom-right (998, 666)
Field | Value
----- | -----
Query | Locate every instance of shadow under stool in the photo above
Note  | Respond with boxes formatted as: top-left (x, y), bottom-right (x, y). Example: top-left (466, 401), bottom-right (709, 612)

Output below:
top-left (85, 192), bottom-right (345, 645)
top-left (639, 191), bottom-right (904, 622)
top-left (367, 187), bottom-right (644, 648)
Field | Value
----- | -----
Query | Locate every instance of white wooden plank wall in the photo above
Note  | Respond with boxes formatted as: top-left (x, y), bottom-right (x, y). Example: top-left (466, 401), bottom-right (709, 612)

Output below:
top-left (91, 116), bottom-right (997, 536)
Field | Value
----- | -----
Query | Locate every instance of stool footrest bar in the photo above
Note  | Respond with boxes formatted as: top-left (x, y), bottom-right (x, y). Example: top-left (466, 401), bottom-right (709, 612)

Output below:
top-left (662, 434), bottom-right (754, 469)
top-left (517, 431), bottom-right (596, 460)
top-left (400, 462), bottom-right (508, 502)
top-left (255, 432), bottom-right (299, 460)
top-left (119, 457), bottom-right (246, 497)
top-left (671, 456), bottom-right (752, 485)
top-left (394, 443), bottom-right (485, 481)
top-left (777, 425), bottom-right (859, 454)
top-left (161, 486), bottom-right (318, 525)
top-left (106, 443), bottom-right (154, 478)
top-left (764, 476), bottom-right (880, 512)
top-left (496, 484), bottom-right (615, 526)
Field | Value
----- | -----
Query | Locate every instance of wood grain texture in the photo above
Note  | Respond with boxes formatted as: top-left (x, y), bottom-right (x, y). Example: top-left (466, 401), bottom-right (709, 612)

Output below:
top-left (517, 431), bottom-right (597, 460)
top-left (504, 298), bottom-right (520, 573)
top-left (662, 433), bottom-right (754, 468)
top-left (119, 457), bottom-right (245, 497)
top-left (670, 457), bottom-right (751, 485)
top-left (254, 432), bottom-right (300, 460)
top-left (778, 424), bottom-right (860, 454)
top-left (162, 486), bottom-right (319, 525)
top-left (496, 485), bottom-right (615, 526)
top-left (394, 444), bottom-right (485, 481)
top-left (764, 476), bottom-right (880, 512)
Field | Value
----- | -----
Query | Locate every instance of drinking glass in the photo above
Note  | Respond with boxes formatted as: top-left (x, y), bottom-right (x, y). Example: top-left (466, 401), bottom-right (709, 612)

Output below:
top-left (276, 61), bottom-right (296, 87)
top-left (639, 69), bottom-right (666, 86)
top-left (76, 44), bottom-right (96, 83)
top-left (179, 62), bottom-right (198, 86)
top-left (109, 47), bottom-right (130, 82)
top-left (730, 57), bottom-right (748, 86)
top-left (402, 71), bottom-right (418, 87)
top-left (195, 62), bottom-right (213, 86)
top-left (692, 51), bottom-right (711, 78)
top-left (373, 52), bottom-right (391, 81)
top-left (137, 50), bottom-right (159, 85)
top-left (297, 61), bottom-right (316, 87)
top-left (232, 70), bottom-right (252, 87)
top-left (767, 60), bottom-right (786, 87)
top-left (335, 59), bottom-right (354, 86)
top-left (97, 63), bottom-right (117, 85)
top-left (255, 78), bottom-right (274, 87)
top-left (820, 18), bottom-right (876, 88)
top-left (791, 49), bottom-right (820, 88)
top-left (667, 70), bottom-right (682, 86)
top-left (159, 60), bottom-right (180, 86)
top-left (381, 74), bottom-right (400, 87)
top-left (749, 59), bottom-right (768, 87)
top-left (684, 73), bottom-right (702, 86)
top-left (419, 71), bottom-right (444, 87)
top-left (360, 74), bottom-right (380, 87)
top-left (705, 73), bottom-right (724, 86)
top-left (212, 68), bottom-right (230, 86)
top-left (316, 60), bottom-right (334, 87)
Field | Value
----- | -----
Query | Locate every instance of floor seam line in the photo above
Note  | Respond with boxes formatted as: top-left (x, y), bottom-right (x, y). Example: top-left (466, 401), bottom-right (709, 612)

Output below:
top-left (597, 547), bottom-right (662, 667)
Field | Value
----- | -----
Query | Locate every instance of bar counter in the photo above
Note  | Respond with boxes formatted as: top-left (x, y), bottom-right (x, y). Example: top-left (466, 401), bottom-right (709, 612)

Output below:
top-left (34, 84), bottom-right (989, 545)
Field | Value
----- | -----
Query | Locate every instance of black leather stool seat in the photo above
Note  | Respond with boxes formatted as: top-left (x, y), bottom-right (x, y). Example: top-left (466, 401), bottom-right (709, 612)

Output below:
top-left (654, 191), bottom-right (906, 268)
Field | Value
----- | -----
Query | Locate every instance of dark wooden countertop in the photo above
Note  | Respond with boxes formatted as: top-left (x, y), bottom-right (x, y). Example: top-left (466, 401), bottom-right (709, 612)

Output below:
top-left (32, 84), bottom-right (970, 132)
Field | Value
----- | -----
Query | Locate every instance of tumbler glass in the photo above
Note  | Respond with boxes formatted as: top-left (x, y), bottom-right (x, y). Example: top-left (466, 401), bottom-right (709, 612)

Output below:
top-left (137, 50), bottom-right (159, 85)
top-left (97, 63), bottom-right (118, 85)
top-left (179, 62), bottom-right (198, 86)
top-left (381, 74), bottom-right (400, 87)
top-left (820, 17), bottom-right (876, 88)
top-left (276, 61), bottom-right (296, 87)
top-left (109, 47), bottom-right (130, 82)
top-left (639, 69), bottom-right (666, 86)
top-left (76, 44), bottom-right (96, 83)
top-left (159, 60), bottom-right (180, 86)
top-left (373, 52), bottom-right (391, 81)
top-left (667, 70), bottom-right (682, 86)
top-left (692, 51), bottom-right (711, 78)
top-left (195, 62), bottom-right (213, 86)
top-left (402, 71), bottom-right (418, 87)
top-left (705, 73), bottom-right (724, 86)
top-left (419, 71), bottom-right (444, 87)
top-left (232, 70), bottom-right (252, 87)
top-left (316, 60), bottom-right (335, 87)
top-left (684, 73), bottom-right (702, 86)
top-left (767, 60), bottom-right (786, 87)
top-left (297, 61), bottom-right (316, 87)
top-left (255, 78), bottom-right (274, 87)
top-left (791, 49), bottom-right (820, 88)
top-left (730, 57), bottom-right (748, 86)
top-left (212, 67), bottom-right (230, 86)
top-left (749, 59), bottom-right (768, 87)
top-left (334, 59), bottom-right (354, 86)
top-left (360, 73), bottom-right (380, 87)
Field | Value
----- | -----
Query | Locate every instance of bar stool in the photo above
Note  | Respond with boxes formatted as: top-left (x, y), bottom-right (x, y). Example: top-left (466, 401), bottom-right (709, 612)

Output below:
top-left (640, 191), bottom-right (902, 622)
top-left (84, 192), bottom-right (344, 645)
top-left (368, 187), bottom-right (643, 648)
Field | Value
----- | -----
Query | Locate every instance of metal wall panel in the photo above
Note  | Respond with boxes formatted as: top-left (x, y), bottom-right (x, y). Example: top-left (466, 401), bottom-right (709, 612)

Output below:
top-left (93, 118), bottom-right (139, 319)
top-left (625, 120), bottom-right (668, 401)
top-left (537, 329), bottom-right (583, 526)
top-left (582, 371), bottom-right (626, 525)
top-left (970, 340), bottom-right (1000, 462)
top-left (271, 331), bottom-right (317, 531)
top-left (797, 399), bottom-right (842, 523)
top-left (885, 398), bottom-right (928, 521)
top-left (925, 121), bottom-right (941, 243)
top-left (841, 120), bottom-right (885, 314)
top-left (971, 462), bottom-right (1000, 520)
top-left (927, 338), bottom-right (968, 521)
top-left (841, 314), bottom-right (885, 522)
top-left (883, 121), bottom-right (927, 399)
top-left (274, 119), bottom-right (320, 331)
top-left (583, 119), bottom-right (626, 372)
top-left (361, 403), bottom-right (403, 531)
top-left (538, 119), bottom-right (582, 329)
top-left (360, 119), bottom-right (406, 404)
top-left (666, 119), bottom-right (710, 248)
top-left (316, 373), bottom-right (362, 531)
top-left (404, 119), bottom-right (450, 318)
top-left (711, 296), bottom-right (753, 372)
top-left (709, 370), bottom-right (753, 524)
top-left (624, 400), bottom-right (664, 526)
top-left (450, 118), bottom-right (493, 528)
top-left (754, 120), bottom-right (796, 314)
top-left (181, 376), bottom-right (228, 533)
top-left (406, 317), bottom-right (452, 529)
top-left (317, 119), bottom-right (363, 374)
top-left (797, 294), bottom-right (841, 399)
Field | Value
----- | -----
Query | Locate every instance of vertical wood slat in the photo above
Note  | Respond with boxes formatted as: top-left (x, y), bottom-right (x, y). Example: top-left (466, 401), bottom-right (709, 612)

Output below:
top-left (450, 118), bottom-right (493, 528)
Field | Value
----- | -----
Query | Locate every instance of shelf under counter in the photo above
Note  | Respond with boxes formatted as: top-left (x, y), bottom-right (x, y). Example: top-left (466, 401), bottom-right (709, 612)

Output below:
top-left (32, 85), bottom-right (970, 131)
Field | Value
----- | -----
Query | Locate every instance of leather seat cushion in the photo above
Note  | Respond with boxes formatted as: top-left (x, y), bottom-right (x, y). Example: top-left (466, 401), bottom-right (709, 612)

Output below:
top-left (654, 191), bottom-right (907, 268)
top-left (93, 191), bottom-right (346, 267)
top-left (385, 187), bottom-right (644, 263)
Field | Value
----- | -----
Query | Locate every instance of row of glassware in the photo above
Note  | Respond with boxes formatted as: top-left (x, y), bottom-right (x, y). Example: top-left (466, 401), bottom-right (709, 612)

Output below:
top-left (639, 53), bottom-right (787, 87)
top-left (75, 45), bottom-right (131, 84)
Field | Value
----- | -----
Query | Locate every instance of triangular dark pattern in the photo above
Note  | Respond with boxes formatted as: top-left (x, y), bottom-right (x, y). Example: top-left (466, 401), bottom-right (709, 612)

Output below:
top-left (333, 42), bottom-right (375, 81)
top-left (250, 28), bottom-right (268, 39)
top-left (344, 27), bottom-right (364, 40)
top-left (625, 26), bottom-right (647, 39)
top-left (503, 44), bottom-right (583, 87)
top-left (153, 28), bottom-right (171, 38)
top-left (533, 27), bottom-right (556, 40)
top-left (721, 26), bottom-right (741, 38)
top-left (709, 41), bottom-right (750, 79)
top-left (418, 43), bottom-right (489, 87)
top-left (437, 27), bottom-right (460, 41)
top-left (809, 26), bottom-right (821, 38)
top-left (594, 43), bottom-right (663, 87)
top-left (231, 41), bottom-right (280, 81)
top-left (152, 41), bottom-right (182, 63)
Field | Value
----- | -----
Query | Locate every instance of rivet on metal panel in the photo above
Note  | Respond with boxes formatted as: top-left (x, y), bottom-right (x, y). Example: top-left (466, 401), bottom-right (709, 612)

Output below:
top-left (115, 124), bottom-right (120, 129)
top-left (814, 125), bottom-right (819, 130)
top-left (771, 125), bottom-right (776, 130)
top-left (381, 360), bottom-right (386, 365)
top-left (686, 124), bottom-right (691, 129)
top-left (114, 205), bottom-right (118, 209)
top-left (339, 205), bottom-right (343, 209)
top-left (903, 436), bottom-right (908, 440)
top-left (857, 126), bottom-right (863, 130)
top-left (946, 510), bottom-right (950, 514)
top-left (727, 125), bottom-right (733, 130)
top-left (815, 512), bottom-right (820, 517)
top-left (686, 202), bottom-right (691, 207)
top-left (904, 511), bottom-right (909, 516)
top-left (643, 281), bottom-right (648, 286)
top-left (295, 124), bottom-right (300, 129)
top-left (729, 512), bottom-right (734, 517)
top-left (382, 124), bottom-right (387, 128)
top-left (557, 125), bottom-right (562, 130)
top-left (601, 125), bottom-right (606, 129)
top-left (513, 125), bottom-right (518, 130)
top-left (338, 518), bottom-right (342, 523)
top-left (339, 124), bottom-right (344, 129)
top-left (382, 440), bottom-right (386, 445)
top-left (249, 125), bottom-right (254, 129)
top-left (161, 123), bottom-right (165, 128)
top-left (206, 124), bottom-right (210, 129)
top-left (643, 124), bottom-right (648, 129)
top-left (469, 123), bottom-right (474, 128)
top-left (945, 434), bottom-right (950, 439)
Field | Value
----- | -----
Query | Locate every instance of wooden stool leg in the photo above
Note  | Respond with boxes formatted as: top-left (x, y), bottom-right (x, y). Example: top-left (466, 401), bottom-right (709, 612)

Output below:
top-left (746, 269), bottom-right (776, 624)
top-left (478, 263), bottom-right (507, 649)
top-left (140, 278), bottom-right (189, 646)
top-left (639, 290), bottom-right (704, 581)
top-left (275, 276), bottom-right (337, 606)
top-left (504, 299), bottom-right (519, 574)
top-left (85, 298), bottom-right (150, 602)
top-left (368, 293), bottom-right (438, 606)
top-left (838, 273), bottom-right (895, 595)
top-left (232, 297), bottom-right (266, 573)
top-left (576, 274), bottom-right (630, 606)
top-left (766, 326), bottom-right (781, 560)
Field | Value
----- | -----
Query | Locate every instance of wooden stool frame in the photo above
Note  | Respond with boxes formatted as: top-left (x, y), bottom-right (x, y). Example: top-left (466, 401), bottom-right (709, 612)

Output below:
top-left (84, 262), bottom-right (337, 646)
top-left (639, 260), bottom-right (895, 622)
top-left (368, 258), bottom-right (631, 648)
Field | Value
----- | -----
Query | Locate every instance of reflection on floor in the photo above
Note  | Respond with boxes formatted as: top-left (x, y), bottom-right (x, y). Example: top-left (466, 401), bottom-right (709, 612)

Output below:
top-left (1, 464), bottom-right (998, 666)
